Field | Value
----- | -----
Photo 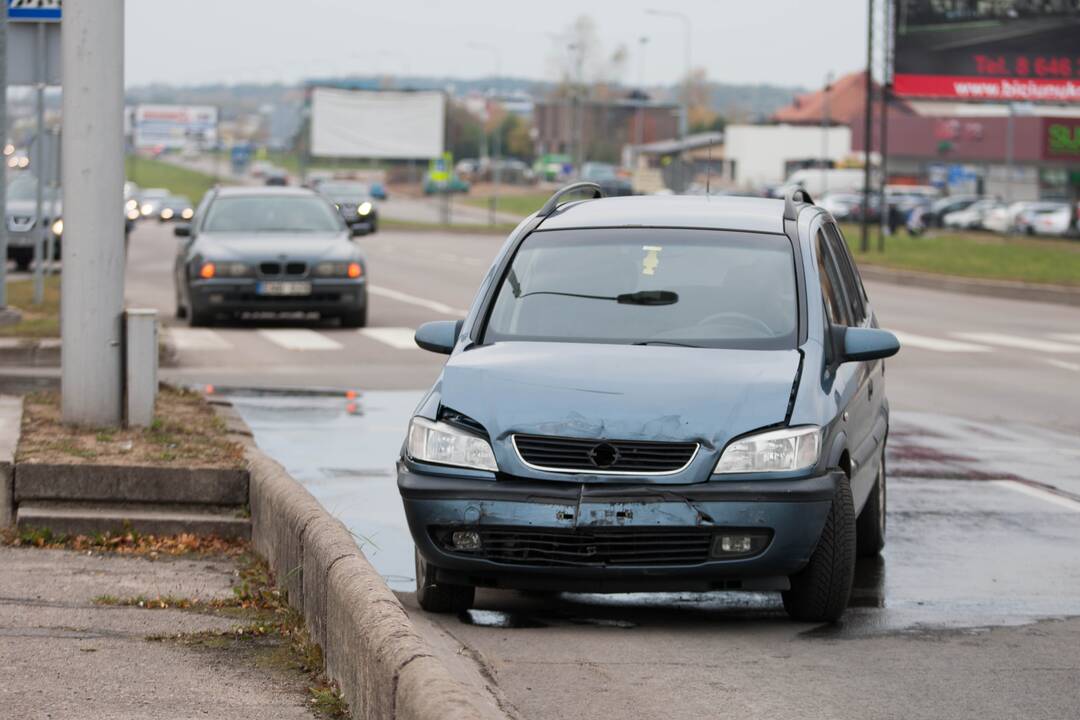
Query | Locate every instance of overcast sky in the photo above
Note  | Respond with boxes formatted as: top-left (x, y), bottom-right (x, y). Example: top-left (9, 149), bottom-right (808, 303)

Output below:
top-left (125, 0), bottom-right (867, 89)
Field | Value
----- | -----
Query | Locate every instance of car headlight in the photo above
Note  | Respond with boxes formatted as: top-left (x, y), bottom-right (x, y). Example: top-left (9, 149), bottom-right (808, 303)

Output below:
top-left (127, 209), bottom-right (140, 221)
top-left (199, 261), bottom-right (251, 279)
top-left (314, 261), bottom-right (363, 278)
top-left (357, 201), bottom-right (372, 216)
top-left (161, 208), bottom-right (174, 220)
top-left (140, 203), bottom-right (153, 215)
top-left (51, 218), bottom-right (63, 236)
top-left (181, 208), bottom-right (194, 219)
top-left (126, 198), bottom-right (138, 211)
top-left (407, 417), bottom-right (497, 471)
top-left (712, 426), bottom-right (821, 475)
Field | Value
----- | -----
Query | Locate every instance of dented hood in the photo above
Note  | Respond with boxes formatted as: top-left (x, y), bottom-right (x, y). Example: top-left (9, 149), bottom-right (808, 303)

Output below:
top-left (439, 342), bottom-right (801, 481)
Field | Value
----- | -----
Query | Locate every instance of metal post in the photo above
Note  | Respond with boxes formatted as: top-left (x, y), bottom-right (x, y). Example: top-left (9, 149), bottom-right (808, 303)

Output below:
top-left (860, 0), bottom-right (875, 253)
top-left (32, 21), bottom-right (45, 304)
top-left (821, 71), bottom-right (832, 197)
top-left (0, 6), bottom-right (8, 310)
top-left (1005, 103), bottom-right (1014, 206)
top-left (62, 0), bottom-right (126, 426)
top-left (646, 9), bottom-right (691, 189)
top-left (468, 42), bottom-right (502, 226)
top-left (45, 126), bottom-right (60, 277)
top-left (878, 0), bottom-right (892, 252)
top-left (124, 309), bottom-right (158, 427)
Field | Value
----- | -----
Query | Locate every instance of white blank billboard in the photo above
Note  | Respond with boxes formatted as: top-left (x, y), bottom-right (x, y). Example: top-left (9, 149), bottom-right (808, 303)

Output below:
top-left (310, 88), bottom-right (445, 160)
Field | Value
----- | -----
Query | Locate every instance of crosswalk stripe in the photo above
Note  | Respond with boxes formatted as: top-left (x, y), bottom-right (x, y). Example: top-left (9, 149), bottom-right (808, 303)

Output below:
top-left (1049, 333), bottom-right (1080, 344)
top-left (166, 328), bottom-right (233, 351)
top-left (891, 331), bottom-right (990, 353)
top-left (257, 329), bottom-right (343, 351)
top-left (951, 332), bottom-right (1080, 354)
top-left (991, 480), bottom-right (1080, 513)
top-left (1046, 358), bottom-right (1080, 373)
top-left (368, 284), bottom-right (469, 317)
top-left (360, 327), bottom-right (418, 350)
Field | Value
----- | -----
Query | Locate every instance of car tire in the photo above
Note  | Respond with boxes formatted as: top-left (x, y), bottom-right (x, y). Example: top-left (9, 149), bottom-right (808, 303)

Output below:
top-left (782, 475), bottom-right (856, 623)
top-left (12, 250), bottom-right (32, 272)
top-left (187, 303), bottom-right (212, 327)
top-left (856, 450), bottom-right (887, 557)
top-left (340, 304), bottom-right (367, 328)
top-left (414, 548), bottom-right (474, 614)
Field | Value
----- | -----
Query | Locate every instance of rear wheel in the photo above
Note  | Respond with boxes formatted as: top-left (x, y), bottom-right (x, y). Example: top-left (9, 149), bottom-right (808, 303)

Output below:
top-left (782, 475), bottom-right (856, 622)
top-left (415, 548), bottom-right (474, 614)
top-left (856, 450), bottom-right (887, 557)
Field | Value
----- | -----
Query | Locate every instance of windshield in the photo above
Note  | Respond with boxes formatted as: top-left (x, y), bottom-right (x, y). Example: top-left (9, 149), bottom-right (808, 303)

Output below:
top-left (483, 228), bottom-right (798, 350)
top-left (203, 195), bottom-right (343, 233)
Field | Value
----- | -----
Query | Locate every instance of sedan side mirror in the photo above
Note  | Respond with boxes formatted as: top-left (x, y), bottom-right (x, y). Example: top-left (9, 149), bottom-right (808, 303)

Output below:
top-left (415, 320), bottom-right (463, 355)
top-left (841, 327), bottom-right (900, 363)
top-left (174, 223), bottom-right (191, 237)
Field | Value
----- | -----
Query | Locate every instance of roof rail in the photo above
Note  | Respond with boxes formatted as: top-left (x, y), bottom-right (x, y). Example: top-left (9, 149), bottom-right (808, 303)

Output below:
top-left (783, 186), bottom-right (815, 221)
top-left (537, 182), bottom-right (604, 218)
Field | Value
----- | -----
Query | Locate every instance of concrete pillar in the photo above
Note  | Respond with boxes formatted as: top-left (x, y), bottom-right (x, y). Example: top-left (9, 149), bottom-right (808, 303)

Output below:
top-left (61, 0), bottom-right (126, 425)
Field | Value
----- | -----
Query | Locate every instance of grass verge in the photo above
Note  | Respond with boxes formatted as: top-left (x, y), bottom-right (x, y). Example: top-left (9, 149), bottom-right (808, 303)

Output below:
top-left (462, 191), bottom-right (551, 219)
top-left (839, 223), bottom-right (1080, 287)
top-left (381, 217), bottom-right (517, 234)
top-left (126, 155), bottom-right (220, 205)
top-left (17, 385), bottom-right (245, 467)
top-left (0, 275), bottom-right (60, 338)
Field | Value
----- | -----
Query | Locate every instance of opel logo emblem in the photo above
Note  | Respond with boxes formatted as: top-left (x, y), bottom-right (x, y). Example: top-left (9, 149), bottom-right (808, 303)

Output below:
top-left (588, 442), bottom-right (619, 469)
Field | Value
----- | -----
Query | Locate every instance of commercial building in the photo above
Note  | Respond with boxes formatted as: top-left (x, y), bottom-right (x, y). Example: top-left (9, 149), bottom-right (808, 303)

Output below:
top-left (533, 98), bottom-right (680, 163)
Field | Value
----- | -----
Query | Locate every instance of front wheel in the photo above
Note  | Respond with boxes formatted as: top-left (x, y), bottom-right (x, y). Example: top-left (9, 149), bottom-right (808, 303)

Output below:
top-left (339, 304), bottom-right (367, 328)
top-left (415, 548), bottom-right (474, 614)
top-left (856, 450), bottom-right (887, 557)
top-left (782, 475), bottom-right (856, 622)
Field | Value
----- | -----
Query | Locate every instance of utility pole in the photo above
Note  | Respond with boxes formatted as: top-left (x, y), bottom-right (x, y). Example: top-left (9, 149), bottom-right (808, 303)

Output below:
top-left (569, 41), bottom-right (585, 178)
top-left (878, 0), bottom-right (893, 252)
top-left (467, 42), bottom-right (502, 226)
top-left (62, 0), bottom-right (126, 426)
top-left (861, 0), bottom-right (875, 253)
top-left (646, 9), bottom-right (690, 189)
top-left (636, 36), bottom-right (649, 150)
top-left (0, 4), bottom-right (9, 312)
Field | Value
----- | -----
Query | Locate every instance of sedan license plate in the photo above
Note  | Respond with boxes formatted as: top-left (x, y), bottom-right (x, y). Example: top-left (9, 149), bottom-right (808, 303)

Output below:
top-left (257, 281), bottom-right (312, 297)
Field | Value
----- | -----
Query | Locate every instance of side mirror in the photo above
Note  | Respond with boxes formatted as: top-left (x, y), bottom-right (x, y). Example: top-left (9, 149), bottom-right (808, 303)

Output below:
top-left (841, 327), bottom-right (900, 363)
top-left (414, 320), bottom-right (463, 355)
top-left (174, 223), bottom-right (191, 237)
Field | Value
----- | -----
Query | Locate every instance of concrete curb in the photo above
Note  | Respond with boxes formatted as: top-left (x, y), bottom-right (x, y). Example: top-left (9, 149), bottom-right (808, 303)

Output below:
top-left (0, 336), bottom-right (180, 368)
top-left (859, 264), bottom-right (1080, 307)
top-left (14, 464), bottom-right (248, 505)
top-left (235, 409), bottom-right (507, 720)
top-left (0, 395), bottom-right (22, 528)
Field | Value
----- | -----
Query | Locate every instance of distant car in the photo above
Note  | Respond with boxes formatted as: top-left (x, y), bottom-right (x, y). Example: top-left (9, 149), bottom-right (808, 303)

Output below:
top-left (157, 195), bottom-right (195, 222)
top-left (265, 172), bottom-right (289, 187)
top-left (370, 182), bottom-right (388, 200)
top-left (138, 188), bottom-right (171, 219)
top-left (581, 162), bottom-right (633, 196)
top-left (317, 181), bottom-right (378, 234)
top-left (820, 192), bottom-right (864, 221)
top-left (1031, 204), bottom-right (1078, 237)
top-left (943, 199), bottom-right (1002, 230)
top-left (1015, 202), bottom-right (1068, 235)
top-left (173, 186), bottom-right (368, 327)
top-left (926, 195), bottom-right (980, 228)
top-left (4, 174), bottom-right (62, 271)
top-left (400, 185), bottom-right (900, 622)
top-left (983, 201), bottom-right (1063, 235)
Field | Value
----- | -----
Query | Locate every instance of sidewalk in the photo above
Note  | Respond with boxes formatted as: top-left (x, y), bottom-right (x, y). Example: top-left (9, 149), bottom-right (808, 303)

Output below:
top-left (0, 545), bottom-right (323, 720)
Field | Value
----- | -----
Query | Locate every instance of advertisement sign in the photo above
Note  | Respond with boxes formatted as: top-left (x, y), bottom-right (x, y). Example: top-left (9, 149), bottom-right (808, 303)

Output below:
top-left (132, 105), bottom-right (218, 150)
top-left (894, 1), bottom-right (1080, 103)
top-left (310, 88), bottom-right (445, 160)
top-left (1043, 118), bottom-right (1080, 160)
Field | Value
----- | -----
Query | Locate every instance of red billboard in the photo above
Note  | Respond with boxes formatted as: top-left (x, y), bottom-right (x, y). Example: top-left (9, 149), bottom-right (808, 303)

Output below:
top-left (893, 1), bottom-right (1080, 103)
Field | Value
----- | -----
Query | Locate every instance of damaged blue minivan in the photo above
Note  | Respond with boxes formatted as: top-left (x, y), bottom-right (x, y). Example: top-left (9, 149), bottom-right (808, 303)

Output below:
top-left (398, 185), bottom-right (900, 622)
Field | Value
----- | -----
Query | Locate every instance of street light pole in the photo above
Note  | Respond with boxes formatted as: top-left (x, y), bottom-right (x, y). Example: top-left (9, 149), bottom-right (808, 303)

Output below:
top-left (861, 0), bottom-right (875, 253)
top-left (468, 42), bottom-right (502, 226)
top-left (0, 6), bottom-right (8, 311)
top-left (61, 0), bottom-right (126, 426)
top-left (636, 36), bottom-right (649, 150)
top-left (646, 9), bottom-right (691, 187)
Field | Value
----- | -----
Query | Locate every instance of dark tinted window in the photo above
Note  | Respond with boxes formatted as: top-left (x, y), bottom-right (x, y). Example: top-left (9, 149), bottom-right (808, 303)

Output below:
top-left (824, 224), bottom-right (866, 324)
top-left (816, 231), bottom-right (849, 327)
top-left (484, 228), bottom-right (798, 350)
top-left (203, 195), bottom-right (343, 233)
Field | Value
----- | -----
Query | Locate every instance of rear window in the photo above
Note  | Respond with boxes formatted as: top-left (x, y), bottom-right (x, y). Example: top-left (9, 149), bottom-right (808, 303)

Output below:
top-left (483, 228), bottom-right (798, 350)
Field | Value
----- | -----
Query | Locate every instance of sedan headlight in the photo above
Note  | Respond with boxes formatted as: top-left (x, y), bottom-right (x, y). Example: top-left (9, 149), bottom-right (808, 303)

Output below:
top-left (181, 208), bottom-right (194, 219)
top-left (161, 208), bottom-right (174, 220)
top-left (314, 261), bottom-right (363, 278)
top-left (140, 203), bottom-right (153, 216)
top-left (357, 201), bottom-right (372, 216)
top-left (712, 426), bottom-right (821, 475)
top-left (407, 417), bottom-right (498, 471)
top-left (50, 218), bottom-right (63, 236)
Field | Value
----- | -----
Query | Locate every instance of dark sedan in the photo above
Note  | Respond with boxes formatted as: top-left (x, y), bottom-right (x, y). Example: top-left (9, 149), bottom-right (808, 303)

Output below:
top-left (173, 186), bottom-right (368, 327)
top-left (317, 181), bottom-right (378, 234)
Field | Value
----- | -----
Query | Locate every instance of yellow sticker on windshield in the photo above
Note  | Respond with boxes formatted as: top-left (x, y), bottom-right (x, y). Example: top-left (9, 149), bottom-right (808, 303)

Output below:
top-left (642, 246), bottom-right (662, 275)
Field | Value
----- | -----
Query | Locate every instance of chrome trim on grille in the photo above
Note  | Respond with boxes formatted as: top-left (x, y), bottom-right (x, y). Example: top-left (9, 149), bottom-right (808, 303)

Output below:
top-left (511, 434), bottom-right (700, 476)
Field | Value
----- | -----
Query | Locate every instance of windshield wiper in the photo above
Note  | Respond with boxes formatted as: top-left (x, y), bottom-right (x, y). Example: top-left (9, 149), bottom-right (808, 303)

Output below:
top-left (515, 289), bottom-right (678, 305)
top-left (632, 340), bottom-right (704, 348)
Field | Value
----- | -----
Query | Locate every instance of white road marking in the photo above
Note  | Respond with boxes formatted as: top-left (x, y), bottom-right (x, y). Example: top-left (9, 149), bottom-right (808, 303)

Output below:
top-left (257, 329), bottom-right (343, 351)
top-left (368, 285), bottom-right (469, 317)
top-left (891, 331), bottom-right (990, 353)
top-left (1049, 333), bottom-right (1080, 344)
top-left (166, 328), bottom-right (233, 351)
top-left (951, 332), bottom-right (1080, 354)
top-left (1045, 358), bottom-right (1080, 373)
top-left (360, 327), bottom-right (418, 350)
top-left (991, 480), bottom-right (1080, 513)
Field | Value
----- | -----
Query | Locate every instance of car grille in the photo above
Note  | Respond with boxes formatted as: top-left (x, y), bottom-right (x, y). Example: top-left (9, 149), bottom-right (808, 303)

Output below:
top-left (513, 434), bottom-right (698, 474)
top-left (258, 262), bottom-right (308, 277)
top-left (437, 526), bottom-right (713, 567)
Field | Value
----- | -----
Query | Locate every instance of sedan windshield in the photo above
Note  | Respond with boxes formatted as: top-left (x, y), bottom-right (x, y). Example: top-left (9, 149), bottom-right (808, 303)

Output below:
top-left (483, 228), bottom-right (798, 350)
top-left (203, 195), bottom-right (343, 233)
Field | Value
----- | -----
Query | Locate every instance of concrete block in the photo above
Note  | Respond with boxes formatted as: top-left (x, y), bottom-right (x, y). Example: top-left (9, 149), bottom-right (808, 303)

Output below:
top-left (14, 464), bottom-right (248, 505)
top-left (0, 395), bottom-right (23, 528)
top-left (16, 501), bottom-right (250, 538)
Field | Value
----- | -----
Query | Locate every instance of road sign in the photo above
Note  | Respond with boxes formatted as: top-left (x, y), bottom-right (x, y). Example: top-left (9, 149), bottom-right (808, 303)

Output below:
top-left (429, 152), bottom-right (452, 183)
top-left (7, 0), bottom-right (62, 22)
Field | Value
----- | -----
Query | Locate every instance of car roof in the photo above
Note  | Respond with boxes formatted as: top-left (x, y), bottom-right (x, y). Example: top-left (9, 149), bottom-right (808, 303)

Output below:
top-left (537, 194), bottom-right (787, 234)
top-left (213, 186), bottom-right (318, 198)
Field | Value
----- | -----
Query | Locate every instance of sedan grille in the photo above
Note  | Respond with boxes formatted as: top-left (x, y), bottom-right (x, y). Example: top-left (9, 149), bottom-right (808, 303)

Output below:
top-left (437, 526), bottom-right (713, 567)
top-left (513, 434), bottom-right (698, 474)
top-left (258, 262), bottom-right (308, 278)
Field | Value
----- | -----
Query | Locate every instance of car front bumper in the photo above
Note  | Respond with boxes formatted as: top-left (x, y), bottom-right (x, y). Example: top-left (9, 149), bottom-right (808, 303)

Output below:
top-left (399, 462), bottom-right (841, 593)
top-left (189, 277), bottom-right (366, 314)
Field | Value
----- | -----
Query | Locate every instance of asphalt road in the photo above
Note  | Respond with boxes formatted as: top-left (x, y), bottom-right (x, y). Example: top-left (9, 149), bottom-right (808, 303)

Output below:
top-left (125, 218), bottom-right (1080, 719)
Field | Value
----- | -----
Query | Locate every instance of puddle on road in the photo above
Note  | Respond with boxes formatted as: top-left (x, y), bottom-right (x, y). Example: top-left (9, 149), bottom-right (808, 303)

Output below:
top-left (229, 395), bottom-right (1080, 634)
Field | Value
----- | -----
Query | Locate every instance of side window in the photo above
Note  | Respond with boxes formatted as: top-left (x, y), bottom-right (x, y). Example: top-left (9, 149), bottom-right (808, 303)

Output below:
top-left (816, 230), bottom-right (850, 327)
top-left (825, 224), bottom-right (868, 325)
